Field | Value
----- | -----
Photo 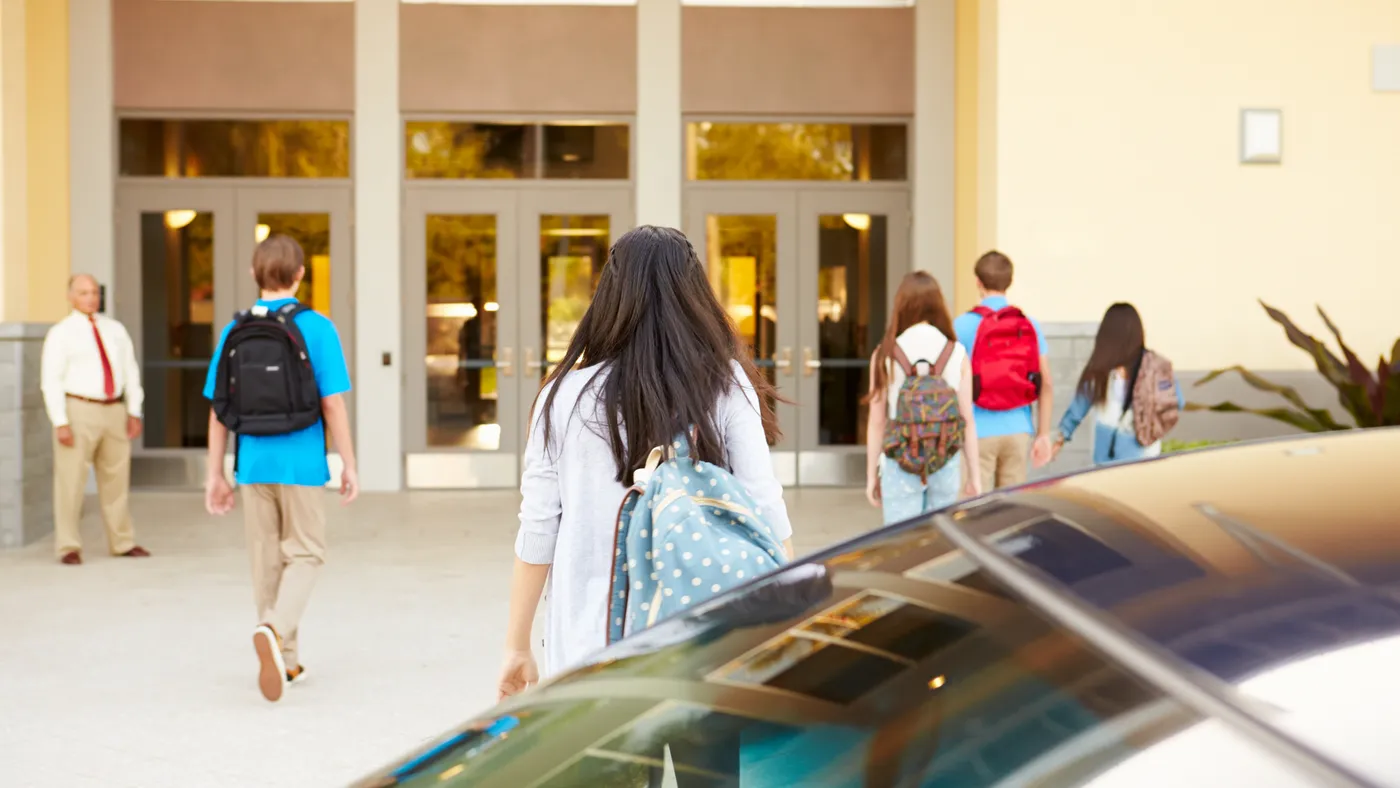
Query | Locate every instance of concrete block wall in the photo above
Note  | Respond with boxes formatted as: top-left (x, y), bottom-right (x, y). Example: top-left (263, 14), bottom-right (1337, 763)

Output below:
top-left (0, 324), bottom-right (54, 549)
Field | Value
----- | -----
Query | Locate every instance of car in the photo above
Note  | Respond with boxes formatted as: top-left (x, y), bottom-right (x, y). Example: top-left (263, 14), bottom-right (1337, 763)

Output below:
top-left (353, 428), bottom-right (1400, 788)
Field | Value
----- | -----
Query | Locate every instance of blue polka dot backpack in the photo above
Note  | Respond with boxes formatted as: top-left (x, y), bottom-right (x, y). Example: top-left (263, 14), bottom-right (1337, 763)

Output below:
top-left (606, 435), bottom-right (789, 645)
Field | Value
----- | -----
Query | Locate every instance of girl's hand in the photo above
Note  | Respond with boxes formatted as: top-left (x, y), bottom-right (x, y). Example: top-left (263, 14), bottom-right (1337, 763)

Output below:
top-left (865, 476), bottom-right (882, 508)
top-left (963, 477), bottom-right (982, 499)
top-left (498, 649), bottom-right (539, 701)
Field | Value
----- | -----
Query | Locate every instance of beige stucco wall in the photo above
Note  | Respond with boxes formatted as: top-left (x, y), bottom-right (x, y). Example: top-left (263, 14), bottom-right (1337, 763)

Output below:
top-left (683, 7), bottom-right (913, 115)
top-left (983, 0), bottom-right (1400, 371)
top-left (114, 0), bottom-right (354, 112)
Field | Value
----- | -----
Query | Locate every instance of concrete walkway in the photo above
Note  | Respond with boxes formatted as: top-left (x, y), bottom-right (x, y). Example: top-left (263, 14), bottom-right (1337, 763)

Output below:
top-left (0, 489), bottom-right (871, 788)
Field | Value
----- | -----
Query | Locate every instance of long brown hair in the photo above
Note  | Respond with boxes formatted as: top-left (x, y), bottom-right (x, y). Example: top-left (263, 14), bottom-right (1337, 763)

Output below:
top-left (865, 271), bottom-right (956, 402)
top-left (1076, 302), bottom-right (1146, 406)
top-left (536, 226), bottom-right (782, 483)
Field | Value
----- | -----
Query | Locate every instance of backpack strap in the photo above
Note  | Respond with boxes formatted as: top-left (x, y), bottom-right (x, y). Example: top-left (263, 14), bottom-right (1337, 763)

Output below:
top-left (971, 305), bottom-right (994, 318)
top-left (889, 343), bottom-right (915, 377)
top-left (930, 340), bottom-right (957, 377)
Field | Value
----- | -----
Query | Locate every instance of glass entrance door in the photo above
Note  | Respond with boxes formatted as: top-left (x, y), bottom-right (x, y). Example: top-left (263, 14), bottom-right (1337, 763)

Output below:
top-left (795, 190), bottom-right (909, 485)
top-left (116, 184), bottom-right (352, 486)
top-left (687, 189), bottom-right (909, 486)
top-left (404, 187), bottom-right (631, 488)
top-left (686, 191), bottom-right (800, 486)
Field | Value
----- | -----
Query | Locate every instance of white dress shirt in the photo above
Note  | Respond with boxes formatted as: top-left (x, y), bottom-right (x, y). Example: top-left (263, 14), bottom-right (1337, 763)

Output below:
top-left (41, 311), bottom-right (144, 427)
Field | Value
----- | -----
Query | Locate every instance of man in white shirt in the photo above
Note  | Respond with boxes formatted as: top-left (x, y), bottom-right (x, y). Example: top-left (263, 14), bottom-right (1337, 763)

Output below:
top-left (40, 274), bottom-right (150, 565)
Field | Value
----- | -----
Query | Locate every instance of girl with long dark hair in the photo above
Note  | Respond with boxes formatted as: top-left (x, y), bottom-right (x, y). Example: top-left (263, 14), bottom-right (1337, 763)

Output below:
top-left (1054, 302), bottom-right (1183, 465)
top-left (498, 226), bottom-right (793, 697)
top-left (864, 272), bottom-right (981, 524)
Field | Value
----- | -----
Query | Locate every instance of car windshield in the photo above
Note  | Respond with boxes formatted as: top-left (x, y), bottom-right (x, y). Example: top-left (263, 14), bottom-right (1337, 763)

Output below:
top-left (358, 516), bottom-right (1308, 788)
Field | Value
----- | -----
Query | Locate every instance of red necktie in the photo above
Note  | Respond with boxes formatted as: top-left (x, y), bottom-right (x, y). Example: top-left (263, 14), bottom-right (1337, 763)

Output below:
top-left (89, 315), bottom-right (116, 400)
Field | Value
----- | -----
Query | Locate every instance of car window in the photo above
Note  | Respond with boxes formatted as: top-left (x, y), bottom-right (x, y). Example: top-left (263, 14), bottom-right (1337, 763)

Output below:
top-left (365, 582), bottom-right (1304, 788)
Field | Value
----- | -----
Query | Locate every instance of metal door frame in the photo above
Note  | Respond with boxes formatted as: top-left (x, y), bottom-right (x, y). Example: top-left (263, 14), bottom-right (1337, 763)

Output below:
top-left (795, 189), bottom-right (911, 486)
top-left (402, 185), bottom-right (632, 489)
top-left (684, 189), bottom-right (800, 487)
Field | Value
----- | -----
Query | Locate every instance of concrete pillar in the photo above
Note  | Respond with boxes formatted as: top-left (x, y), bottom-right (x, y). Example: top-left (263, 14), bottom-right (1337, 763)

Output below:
top-left (635, 0), bottom-right (682, 228)
top-left (68, 0), bottom-right (112, 311)
top-left (913, 0), bottom-right (956, 290)
top-left (354, 0), bottom-right (402, 491)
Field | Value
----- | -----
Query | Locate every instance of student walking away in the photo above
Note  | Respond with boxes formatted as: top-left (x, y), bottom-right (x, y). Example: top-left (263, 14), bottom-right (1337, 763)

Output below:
top-left (40, 274), bottom-right (150, 564)
top-left (201, 235), bottom-right (358, 703)
top-left (498, 226), bottom-right (795, 702)
top-left (864, 271), bottom-right (981, 524)
top-left (1053, 302), bottom-right (1183, 466)
top-left (953, 251), bottom-right (1054, 492)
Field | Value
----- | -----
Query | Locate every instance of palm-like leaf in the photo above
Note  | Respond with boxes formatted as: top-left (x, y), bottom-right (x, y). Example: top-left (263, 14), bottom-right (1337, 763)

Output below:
top-left (1191, 302), bottom-right (1400, 431)
top-left (1183, 401), bottom-right (1339, 433)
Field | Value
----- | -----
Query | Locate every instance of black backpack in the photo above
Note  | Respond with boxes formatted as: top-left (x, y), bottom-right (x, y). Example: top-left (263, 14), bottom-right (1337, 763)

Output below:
top-left (211, 302), bottom-right (322, 436)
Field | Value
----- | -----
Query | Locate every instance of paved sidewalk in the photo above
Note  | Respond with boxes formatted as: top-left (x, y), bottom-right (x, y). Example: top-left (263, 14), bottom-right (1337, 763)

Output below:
top-left (0, 488), bottom-right (871, 788)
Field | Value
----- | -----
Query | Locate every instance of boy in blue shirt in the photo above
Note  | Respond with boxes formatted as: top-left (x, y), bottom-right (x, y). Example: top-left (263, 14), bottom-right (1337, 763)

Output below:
top-left (953, 251), bottom-right (1054, 491)
top-left (202, 235), bottom-right (358, 703)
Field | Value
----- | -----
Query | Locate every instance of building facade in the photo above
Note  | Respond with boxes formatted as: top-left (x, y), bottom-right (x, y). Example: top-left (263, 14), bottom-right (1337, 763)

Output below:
top-left (1, 0), bottom-right (1396, 499)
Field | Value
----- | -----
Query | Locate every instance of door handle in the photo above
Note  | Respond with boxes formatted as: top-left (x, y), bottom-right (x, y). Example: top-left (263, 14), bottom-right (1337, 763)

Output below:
top-left (775, 347), bottom-right (793, 376)
top-left (496, 347), bottom-right (514, 377)
top-left (802, 347), bottom-right (822, 377)
top-left (525, 347), bottom-right (546, 372)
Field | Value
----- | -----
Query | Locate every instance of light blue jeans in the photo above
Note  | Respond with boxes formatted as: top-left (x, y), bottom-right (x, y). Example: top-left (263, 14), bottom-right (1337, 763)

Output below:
top-left (880, 454), bottom-right (963, 525)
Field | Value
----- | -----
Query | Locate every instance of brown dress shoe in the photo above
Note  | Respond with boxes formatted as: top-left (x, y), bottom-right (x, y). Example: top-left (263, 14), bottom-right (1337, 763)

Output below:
top-left (60, 551), bottom-right (82, 565)
top-left (120, 546), bottom-right (151, 557)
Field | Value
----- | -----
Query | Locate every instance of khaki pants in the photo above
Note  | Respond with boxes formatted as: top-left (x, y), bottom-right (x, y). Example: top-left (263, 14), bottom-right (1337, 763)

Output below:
top-left (979, 433), bottom-right (1032, 492)
top-left (241, 484), bottom-right (327, 669)
top-left (53, 399), bottom-right (135, 557)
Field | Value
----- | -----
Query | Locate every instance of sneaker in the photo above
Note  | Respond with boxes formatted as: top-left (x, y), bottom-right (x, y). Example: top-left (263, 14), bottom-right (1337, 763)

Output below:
top-left (253, 625), bottom-right (287, 702)
top-left (286, 665), bottom-right (307, 685)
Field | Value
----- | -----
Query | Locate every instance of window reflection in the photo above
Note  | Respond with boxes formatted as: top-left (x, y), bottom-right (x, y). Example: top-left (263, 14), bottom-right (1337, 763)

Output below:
top-left (405, 122), bottom-right (535, 180)
top-left (256, 214), bottom-right (331, 315)
top-left (817, 214), bottom-right (887, 446)
top-left (540, 215), bottom-right (610, 379)
top-left (704, 215), bottom-right (778, 397)
top-left (425, 215), bottom-right (499, 450)
top-left (542, 124), bottom-right (630, 179)
top-left (687, 122), bottom-right (908, 181)
top-left (119, 119), bottom-right (350, 178)
top-left (139, 210), bottom-right (214, 448)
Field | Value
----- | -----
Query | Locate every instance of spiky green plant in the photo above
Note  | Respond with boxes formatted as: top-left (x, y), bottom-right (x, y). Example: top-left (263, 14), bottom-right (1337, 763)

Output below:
top-left (1187, 302), bottom-right (1400, 431)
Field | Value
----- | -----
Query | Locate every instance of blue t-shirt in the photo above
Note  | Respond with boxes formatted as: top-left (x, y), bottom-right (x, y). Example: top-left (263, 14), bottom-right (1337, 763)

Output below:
top-left (203, 298), bottom-right (351, 487)
top-left (953, 295), bottom-right (1049, 439)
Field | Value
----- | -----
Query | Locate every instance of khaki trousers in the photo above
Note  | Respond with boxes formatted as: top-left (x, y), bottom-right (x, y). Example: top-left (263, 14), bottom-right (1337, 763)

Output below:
top-left (241, 485), bottom-right (327, 669)
top-left (978, 433), bottom-right (1032, 492)
top-left (53, 399), bottom-right (135, 557)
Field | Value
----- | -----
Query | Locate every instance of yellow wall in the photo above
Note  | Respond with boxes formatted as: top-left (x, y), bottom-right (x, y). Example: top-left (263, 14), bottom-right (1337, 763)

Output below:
top-left (24, 0), bottom-right (68, 322)
top-left (987, 0), bottom-right (1400, 370)
top-left (952, 0), bottom-right (979, 313)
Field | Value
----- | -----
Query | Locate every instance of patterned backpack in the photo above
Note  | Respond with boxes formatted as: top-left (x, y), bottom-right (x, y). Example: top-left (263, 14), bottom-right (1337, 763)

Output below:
top-left (1129, 349), bottom-right (1180, 446)
top-left (607, 435), bottom-right (789, 645)
top-left (882, 341), bottom-right (966, 481)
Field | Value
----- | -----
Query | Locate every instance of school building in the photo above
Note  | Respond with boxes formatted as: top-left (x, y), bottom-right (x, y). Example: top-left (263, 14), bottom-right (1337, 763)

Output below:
top-left (0, 0), bottom-right (1397, 499)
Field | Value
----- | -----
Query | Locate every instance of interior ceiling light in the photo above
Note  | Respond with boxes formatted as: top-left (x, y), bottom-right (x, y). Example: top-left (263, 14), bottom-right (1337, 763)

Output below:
top-left (165, 210), bottom-right (197, 230)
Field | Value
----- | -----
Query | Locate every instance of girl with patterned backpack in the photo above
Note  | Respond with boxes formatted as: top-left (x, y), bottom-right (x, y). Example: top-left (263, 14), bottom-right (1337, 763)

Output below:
top-left (865, 272), bottom-right (982, 524)
top-left (498, 226), bottom-right (793, 701)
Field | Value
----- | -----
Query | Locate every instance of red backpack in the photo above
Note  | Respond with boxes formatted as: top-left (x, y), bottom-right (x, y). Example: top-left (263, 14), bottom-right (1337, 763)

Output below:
top-left (970, 305), bottom-right (1042, 411)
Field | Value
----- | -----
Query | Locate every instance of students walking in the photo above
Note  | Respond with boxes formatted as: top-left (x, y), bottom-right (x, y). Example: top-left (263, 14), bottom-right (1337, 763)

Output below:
top-left (201, 235), bottom-right (359, 703)
top-left (1053, 302), bottom-right (1183, 466)
top-left (865, 272), bottom-right (981, 524)
top-left (498, 226), bottom-right (793, 698)
top-left (953, 251), bottom-right (1054, 491)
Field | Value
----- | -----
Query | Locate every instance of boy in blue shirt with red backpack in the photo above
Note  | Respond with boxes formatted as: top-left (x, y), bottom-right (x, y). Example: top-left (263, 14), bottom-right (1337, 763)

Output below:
top-left (953, 251), bottom-right (1055, 491)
